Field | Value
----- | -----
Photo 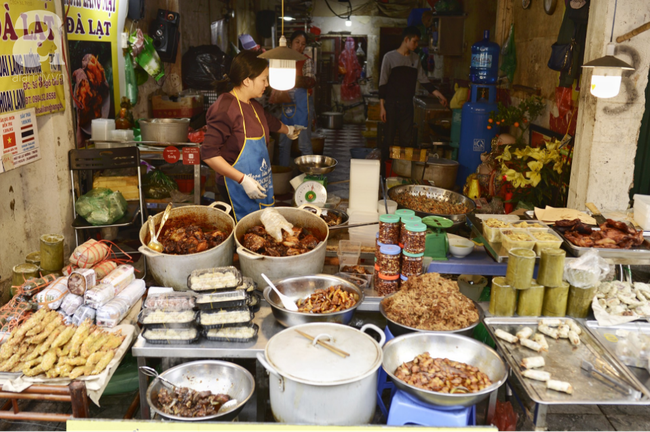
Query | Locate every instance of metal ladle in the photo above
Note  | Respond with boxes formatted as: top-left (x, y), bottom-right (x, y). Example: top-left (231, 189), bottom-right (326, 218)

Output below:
top-left (139, 366), bottom-right (179, 391)
top-left (147, 203), bottom-right (173, 252)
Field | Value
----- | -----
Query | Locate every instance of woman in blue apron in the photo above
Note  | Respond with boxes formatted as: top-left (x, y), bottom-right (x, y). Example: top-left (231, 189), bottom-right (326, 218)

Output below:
top-left (278, 31), bottom-right (316, 167)
top-left (201, 50), bottom-right (300, 222)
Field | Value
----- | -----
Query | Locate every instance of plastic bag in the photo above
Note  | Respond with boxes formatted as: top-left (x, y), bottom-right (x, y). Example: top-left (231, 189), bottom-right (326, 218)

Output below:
top-left (564, 249), bottom-right (610, 288)
top-left (35, 277), bottom-right (70, 310)
top-left (93, 260), bottom-right (118, 279)
top-left (75, 188), bottom-right (128, 225)
top-left (116, 279), bottom-right (146, 306)
top-left (143, 169), bottom-right (178, 199)
top-left (181, 45), bottom-right (232, 90)
top-left (128, 29), bottom-right (164, 81)
top-left (260, 208), bottom-right (293, 243)
top-left (614, 329), bottom-right (650, 372)
top-left (124, 55), bottom-right (138, 105)
top-left (59, 293), bottom-right (84, 316)
top-left (500, 23), bottom-right (517, 83)
top-left (339, 37), bottom-right (361, 101)
top-left (449, 84), bottom-right (469, 109)
top-left (492, 400), bottom-right (517, 431)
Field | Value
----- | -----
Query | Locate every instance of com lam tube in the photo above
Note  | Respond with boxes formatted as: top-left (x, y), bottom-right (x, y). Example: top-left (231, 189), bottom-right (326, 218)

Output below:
top-left (489, 277), bottom-right (517, 316)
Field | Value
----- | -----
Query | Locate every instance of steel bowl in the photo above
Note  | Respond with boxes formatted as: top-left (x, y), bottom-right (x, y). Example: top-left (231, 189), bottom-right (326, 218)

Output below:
top-left (263, 274), bottom-right (364, 327)
top-left (146, 360), bottom-right (255, 422)
top-left (387, 184), bottom-right (475, 227)
top-left (294, 155), bottom-right (338, 175)
top-left (379, 293), bottom-right (482, 337)
top-left (302, 206), bottom-right (349, 228)
top-left (382, 333), bottom-right (508, 407)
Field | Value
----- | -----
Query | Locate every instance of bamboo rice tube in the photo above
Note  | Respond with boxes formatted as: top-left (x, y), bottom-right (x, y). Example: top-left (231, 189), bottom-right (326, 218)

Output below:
top-left (40, 234), bottom-right (65, 271)
top-left (516, 326), bottom-right (534, 340)
top-left (517, 280), bottom-right (545, 316)
top-left (566, 285), bottom-right (597, 318)
top-left (532, 334), bottom-right (549, 351)
top-left (495, 329), bottom-right (518, 344)
top-left (489, 277), bottom-right (517, 316)
top-left (542, 281), bottom-right (570, 317)
top-left (522, 370), bottom-right (551, 382)
top-left (521, 356), bottom-right (545, 369)
top-left (520, 338), bottom-right (543, 352)
top-left (538, 324), bottom-right (559, 339)
top-left (537, 248), bottom-right (566, 288)
top-left (547, 379), bottom-right (573, 394)
top-left (506, 248), bottom-right (536, 289)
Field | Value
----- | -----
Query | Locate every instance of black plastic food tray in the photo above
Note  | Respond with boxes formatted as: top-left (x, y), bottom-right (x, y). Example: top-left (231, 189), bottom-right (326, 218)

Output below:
top-left (249, 292), bottom-right (261, 313)
top-left (203, 324), bottom-right (259, 342)
top-left (142, 329), bottom-right (199, 345)
top-left (138, 310), bottom-right (198, 330)
top-left (199, 308), bottom-right (254, 330)
top-left (187, 267), bottom-right (242, 292)
top-left (195, 292), bottom-right (250, 310)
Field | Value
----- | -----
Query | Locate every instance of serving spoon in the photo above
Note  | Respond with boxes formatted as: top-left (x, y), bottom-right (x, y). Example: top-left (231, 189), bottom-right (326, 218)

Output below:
top-left (261, 273), bottom-right (298, 311)
top-left (147, 203), bottom-right (173, 252)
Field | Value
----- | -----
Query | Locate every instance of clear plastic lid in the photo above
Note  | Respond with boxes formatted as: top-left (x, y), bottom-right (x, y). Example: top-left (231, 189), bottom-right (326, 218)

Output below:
top-left (144, 291), bottom-right (196, 310)
top-left (188, 266), bottom-right (242, 291)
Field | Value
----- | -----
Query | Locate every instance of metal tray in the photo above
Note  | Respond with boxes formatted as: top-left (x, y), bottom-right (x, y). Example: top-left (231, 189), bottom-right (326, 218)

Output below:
top-left (585, 320), bottom-right (650, 396)
top-left (467, 213), bottom-right (538, 263)
top-left (485, 316), bottom-right (650, 405)
top-left (552, 227), bottom-right (650, 260)
top-left (387, 184), bottom-right (475, 227)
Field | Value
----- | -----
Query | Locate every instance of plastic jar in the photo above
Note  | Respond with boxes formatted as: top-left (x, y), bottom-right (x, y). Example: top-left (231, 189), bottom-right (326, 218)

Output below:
top-left (399, 215), bottom-right (422, 246)
top-left (395, 209), bottom-right (416, 219)
top-left (378, 214), bottom-right (401, 245)
top-left (401, 251), bottom-right (424, 278)
top-left (542, 281), bottom-right (570, 317)
top-left (566, 284), bottom-right (597, 318)
top-left (378, 244), bottom-right (401, 276)
top-left (489, 277), bottom-right (517, 316)
top-left (505, 248), bottom-right (536, 290)
top-left (537, 248), bottom-right (566, 288)
top-left (375, 236), bottom-right (388, 262)
top-left (404, 222), bottom-right (427, 254)
top-left (517, 280), bottom-right (545, 316)
top-left (376, 273), bottom-right (400, 296)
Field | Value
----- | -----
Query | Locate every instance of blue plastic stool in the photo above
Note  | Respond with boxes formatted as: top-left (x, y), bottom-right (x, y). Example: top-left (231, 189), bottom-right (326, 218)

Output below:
top-left (387, 390), bottom-right (476, 427)
top-left (377, 326), bottom-right (397, 417)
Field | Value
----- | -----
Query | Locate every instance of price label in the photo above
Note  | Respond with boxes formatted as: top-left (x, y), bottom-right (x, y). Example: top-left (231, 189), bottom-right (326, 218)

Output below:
top-left (182, 147), bottom-right (200, 165)
top-left (163, 146), bottom-right (180, 163)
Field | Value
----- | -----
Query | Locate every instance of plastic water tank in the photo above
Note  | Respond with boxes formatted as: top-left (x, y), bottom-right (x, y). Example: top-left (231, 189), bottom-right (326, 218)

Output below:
top-left (469, 30), bottom-right (500, 84)
top-left (457, 84), bottom-right (498, 187)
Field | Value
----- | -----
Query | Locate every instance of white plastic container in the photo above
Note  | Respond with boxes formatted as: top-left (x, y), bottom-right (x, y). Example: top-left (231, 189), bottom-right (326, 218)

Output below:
top-left (91, 119), bottom-right (115, 141)
top-left (634, 194), bottom-right (650, 230)
top-left (110, 129), bottom-right (134, 141)
top-left (377, 200), bottom-right (398, 215)
top-left (348, 209), bottom-right (379, 248)
top-left (349, 159), bottom-right (380, 212)
top-left (338, 240), bottom-right (361, 267)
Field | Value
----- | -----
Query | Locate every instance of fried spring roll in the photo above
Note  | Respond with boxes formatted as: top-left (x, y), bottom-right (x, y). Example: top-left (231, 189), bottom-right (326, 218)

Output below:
top-left (538, 324), bottom-right (559, 339)
top-left (568, 330), bottom-right (580, 346)
top-left (540, 319), bottom-right (563, 327)
top-left (532, 334), bottom-right (549, 351)
top-left (521, 356), bottom-right (545, 369)
top-left (520, 338), bottom-right (543, 352)
top-left (495, 329), bottom-right (518, 344)
top-left (558, 325), bottom-right (570, 339)
top-left (547, 379), bottom-right (573, 394)
top-left (568, 321), bottom-right (582, 335)
top-left (522, 370), bottom-right (551, 382)
top-left (516, 326), bottom-right (534, 340)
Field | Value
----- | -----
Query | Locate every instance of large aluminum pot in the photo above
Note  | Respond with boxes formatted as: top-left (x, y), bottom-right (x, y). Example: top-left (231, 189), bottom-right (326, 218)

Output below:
top-left (146, 360), bottom-right (255, 422)
top-left (257, 322), bottom-right (385, 425)
top-left (411, 157), bottom-right (459, 190)
top-left (138, 202), bottom-right (235, 290)
top-left (140, 118), bottom-right (190, 143)
top-left (235, 207), bottom-right (329, 287)
top-left (321, 112), bottom-right (343, 129)
top-left (382, 333), bottom-right (508, 407)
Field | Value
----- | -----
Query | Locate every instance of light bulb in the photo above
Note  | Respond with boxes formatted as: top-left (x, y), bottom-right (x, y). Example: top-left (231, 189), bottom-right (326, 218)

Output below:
top-left (269, 59), bottom-right (296, 90)
top-left (345, 19), bottom-right (352, 27)
top-left (590, 74), bottom-right (622, 98)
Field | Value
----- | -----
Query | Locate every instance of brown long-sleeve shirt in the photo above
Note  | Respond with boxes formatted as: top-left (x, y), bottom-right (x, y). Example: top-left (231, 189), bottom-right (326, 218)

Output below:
top-left (201, 92), bottom-right (283, 185)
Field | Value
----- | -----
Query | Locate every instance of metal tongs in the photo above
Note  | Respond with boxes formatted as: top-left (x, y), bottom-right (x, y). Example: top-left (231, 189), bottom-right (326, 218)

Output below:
top-left (581, 359), bottom-right (642, 399)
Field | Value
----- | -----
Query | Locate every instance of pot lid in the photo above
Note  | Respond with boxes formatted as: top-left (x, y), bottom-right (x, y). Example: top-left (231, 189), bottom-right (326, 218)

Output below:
top-left (265, 323), bottom-right (382, 385)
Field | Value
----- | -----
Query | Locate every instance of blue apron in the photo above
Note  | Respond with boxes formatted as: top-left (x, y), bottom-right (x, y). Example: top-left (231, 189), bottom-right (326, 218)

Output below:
top-left (224, 90), bottom-right (275, 222)
top-left (281, 87), bottom-right (310, 127)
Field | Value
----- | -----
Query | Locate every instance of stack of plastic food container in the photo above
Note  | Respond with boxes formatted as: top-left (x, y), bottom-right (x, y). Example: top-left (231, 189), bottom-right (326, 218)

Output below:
top-left (375, 213), bottom-right (402, 296)
top-left (187, 267), bottom-right (259, 343)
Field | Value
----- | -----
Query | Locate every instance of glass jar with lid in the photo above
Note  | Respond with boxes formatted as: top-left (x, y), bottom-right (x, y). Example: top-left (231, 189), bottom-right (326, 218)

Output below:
top-left (404, 222), bottom-right (427, 254)
top-left (401, 251), bottom-right (424, 278)
top-left (378, 214), bottom-right (400, 245)
top-left (378, 244), bottom-right (401, 276)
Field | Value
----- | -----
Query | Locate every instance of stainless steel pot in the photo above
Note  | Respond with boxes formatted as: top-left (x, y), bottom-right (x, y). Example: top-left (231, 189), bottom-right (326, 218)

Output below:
top-left (263, 274), bottom-right (364, 327)
top-left (257, 322), bottom-right (385, 425)
top-left (138, 202), bottom-right (235, 290)
top-left (145, 360), bottom-right (255, 421)
top-left (322, 112), bottom-right (343, 129)
top-left (140, 118), bottom-right (190, 143)
top-left (235, 207), bottom-right (329, 287)
top-left (411, 157), bottom-right (459, 190)
top-left (382, 333), bottom-right (508, 407)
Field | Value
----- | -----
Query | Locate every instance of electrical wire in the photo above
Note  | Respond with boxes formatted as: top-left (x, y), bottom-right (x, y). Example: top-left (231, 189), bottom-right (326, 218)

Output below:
top-left (610, 0), bottom-right (618, 43)
top-left (324, 0), bottom-right (352, 20)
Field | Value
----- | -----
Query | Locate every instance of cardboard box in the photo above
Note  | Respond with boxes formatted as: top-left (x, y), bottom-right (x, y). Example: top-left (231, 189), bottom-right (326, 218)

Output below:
top-left (151, 94), bottom-right (204, 118)
top-left (367, 100), bottom-right (380, 121)
top-left (93, 175), bottom-right (140, 200)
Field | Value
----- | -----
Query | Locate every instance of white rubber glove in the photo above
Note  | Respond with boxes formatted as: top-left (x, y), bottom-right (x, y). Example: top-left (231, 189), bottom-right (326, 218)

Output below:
top-left (286, 125), bottom-right (301, 140)
top-left (239, 174), bottom-right (267, 199)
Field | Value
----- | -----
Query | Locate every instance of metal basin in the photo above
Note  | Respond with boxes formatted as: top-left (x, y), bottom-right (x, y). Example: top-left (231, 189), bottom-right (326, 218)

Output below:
top-left (302, 206), bottom-right (349, 228)
top-left (140, 118), bottom-right (190, 143)
top-left (263, 274), bottom-right (364, 327)
top-left (146, 360), bottom-right (255, 421)
top-left (379, 293), bottom-right (482, 337)
top-left (294, 155), bottom-right (338, 175)
top-left (388, 184), bottom-right (475, 228)
top-left (382, 333), bottom-right (508, 407)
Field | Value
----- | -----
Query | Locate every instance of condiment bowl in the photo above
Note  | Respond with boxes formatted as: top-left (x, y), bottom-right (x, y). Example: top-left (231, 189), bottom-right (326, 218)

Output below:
top-left (263, 274), bottom-right (364, 327)
top-left (146, 360), bottom-right (255, 422)
top-left (382, 333), bottom-right (508, 407)
top-left (448, 234), bottom-right (475, 258)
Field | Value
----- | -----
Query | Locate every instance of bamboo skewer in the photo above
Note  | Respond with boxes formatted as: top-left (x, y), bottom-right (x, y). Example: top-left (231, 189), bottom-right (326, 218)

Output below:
top-left (295, 330), bottom-right (350, 358)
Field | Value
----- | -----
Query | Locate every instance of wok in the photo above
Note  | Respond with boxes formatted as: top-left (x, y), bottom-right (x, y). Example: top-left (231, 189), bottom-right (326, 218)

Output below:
top-left (388, 184), bottom-right (475, 227)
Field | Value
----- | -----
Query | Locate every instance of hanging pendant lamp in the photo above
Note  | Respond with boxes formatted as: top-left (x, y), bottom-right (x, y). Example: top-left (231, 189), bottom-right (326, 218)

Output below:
top-left (257, 0), bottom-right (306, 90)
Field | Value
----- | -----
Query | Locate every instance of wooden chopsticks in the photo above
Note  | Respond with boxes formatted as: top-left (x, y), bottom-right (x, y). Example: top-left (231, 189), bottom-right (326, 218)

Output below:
top-left (295, 330), bottom-right (350, 358)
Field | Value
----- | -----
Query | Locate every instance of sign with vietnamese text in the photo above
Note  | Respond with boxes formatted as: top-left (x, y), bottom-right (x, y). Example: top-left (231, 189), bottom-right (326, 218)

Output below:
top-left (0, 108), bottom-right (40, 173)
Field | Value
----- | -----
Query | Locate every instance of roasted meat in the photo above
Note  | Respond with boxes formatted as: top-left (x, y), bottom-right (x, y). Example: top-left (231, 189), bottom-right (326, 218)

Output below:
top-left (160, 225), bottom-right (227, 255)
top-left (240, 224), bottom-right (321, 257)
top-left (157, 387), bottom-right (231, 418)
top-left (300, 235), bottom-right (319, 250)
top-left (558, 218), bottom-right (644, 249)
top-left (341, 265), bottom-right (371, 275)
top-left (243, 233), bottom-right (267, 252)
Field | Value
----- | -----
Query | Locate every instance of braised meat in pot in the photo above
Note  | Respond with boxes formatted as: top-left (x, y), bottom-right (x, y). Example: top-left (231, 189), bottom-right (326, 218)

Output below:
top-left (160, 225), bottom-right (227, 255)
top-left (241, 225), bottom-right (321, 257)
